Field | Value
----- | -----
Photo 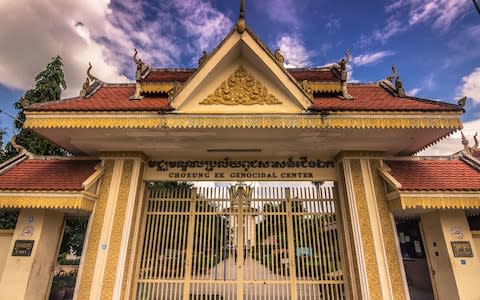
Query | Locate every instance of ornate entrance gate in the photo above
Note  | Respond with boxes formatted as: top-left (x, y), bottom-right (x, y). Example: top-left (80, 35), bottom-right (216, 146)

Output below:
top-left (134, 184), bottom-right (346, 299)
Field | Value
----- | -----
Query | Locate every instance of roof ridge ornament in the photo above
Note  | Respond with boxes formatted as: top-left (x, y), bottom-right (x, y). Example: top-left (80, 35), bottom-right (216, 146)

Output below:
top-left (198, 51), bottom-right (209, 66)
top-left (10, 135), bottom-right (34, 158)
top-left (381, 64), bottom-right (405, 97)
top-left (273, 49), bottom-right (285, 65)
top-left (133, 48), bottom-right (151, 80)
top-left (79, 62), bottom-right (104, 97)
top-left (330, 49), bottom-right (353, 100)
top-left (237, 0), bottom-right (246, 33)
top-left (461, 131), bottom-right (479, 155)
top-left (457, 96), bottom-right (467, 108)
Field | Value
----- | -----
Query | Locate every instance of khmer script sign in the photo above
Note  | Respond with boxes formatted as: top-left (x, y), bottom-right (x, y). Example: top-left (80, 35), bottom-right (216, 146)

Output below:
top-left (145, 157), bottom-right (336, 181)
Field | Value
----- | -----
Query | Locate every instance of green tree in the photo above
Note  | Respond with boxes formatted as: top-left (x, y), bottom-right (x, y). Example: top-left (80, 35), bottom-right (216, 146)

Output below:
top-left (12, 56), bottom-right (67, 156)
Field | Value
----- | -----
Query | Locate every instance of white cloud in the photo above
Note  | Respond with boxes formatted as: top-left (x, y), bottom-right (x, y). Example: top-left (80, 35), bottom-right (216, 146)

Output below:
top-left (255, 0), bottom-right (300, 26)
top-left (0, 0), bottom-right (232, 98)
top-left (418, 118), bottom-right (480, 156)
top-left (277, 35), bottom-right (311, 68)
top-left (0, 0), bottom-right (129, 98)
top-left (351, 51), bottom-right (395, 66)
top-left (459, 68), bottom-right (480, 104)
top-left (407, 88), bottom-right (422, 96)
top-left (363, 0), bottom-right (471, 46)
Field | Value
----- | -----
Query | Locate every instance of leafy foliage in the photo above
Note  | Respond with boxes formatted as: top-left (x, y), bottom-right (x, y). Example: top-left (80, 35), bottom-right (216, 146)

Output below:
top-left (0, 210), bottom-right (19, 229)
top-left (11, 56), bottom-right (67, 156)
top-left (59, 216), bottom-right (88, 256)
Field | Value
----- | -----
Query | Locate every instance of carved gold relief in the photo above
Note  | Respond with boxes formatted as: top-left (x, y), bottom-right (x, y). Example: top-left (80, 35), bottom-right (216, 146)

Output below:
top-left (399, 195), bottom-right (480, 209)
top-left (77, 160), bottom-right (115, 299)
top-left (349, 160), bottom-right (382, 299)
top-left (369, 160), bottom-right (407, 300)
top-left (101, 160), bottom-right (134, 299)
top-left (24, 115), bottom-right (462, 130)
top-left (0, 196), bottom-right (94, 211)
top-left (199, 65), bottom-right (282, 105)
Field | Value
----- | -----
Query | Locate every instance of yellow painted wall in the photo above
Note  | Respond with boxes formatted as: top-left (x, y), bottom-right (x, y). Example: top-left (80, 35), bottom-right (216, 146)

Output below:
top-left (473, 231), bottom-right (480, 262)
top-left (421, 212), bottom-right (459, 300)
top-left (0, 209), bottom-right (64, 300)
top-left (421, 211), bottom-right (480, 300)
top-left (0, 229), bottom-right (14, 282)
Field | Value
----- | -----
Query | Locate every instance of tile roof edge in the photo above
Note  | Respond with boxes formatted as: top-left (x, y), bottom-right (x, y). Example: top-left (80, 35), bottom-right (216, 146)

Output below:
top-left (25, 84), bottom-right (137, 111)
top-left (0, 153), bottom-right (28, 175)
top-left (460, 153), bottom-right (480, 171)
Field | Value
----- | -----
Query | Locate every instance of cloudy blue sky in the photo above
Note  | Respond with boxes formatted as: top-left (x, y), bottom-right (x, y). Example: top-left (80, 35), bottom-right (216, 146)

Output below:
top-left (0, 0), bottom-right (479, 154)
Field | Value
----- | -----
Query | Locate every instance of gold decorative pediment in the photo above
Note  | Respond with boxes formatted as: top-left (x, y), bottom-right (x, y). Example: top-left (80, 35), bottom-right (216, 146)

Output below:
top-left (199, 65), bottom-right (282, 105)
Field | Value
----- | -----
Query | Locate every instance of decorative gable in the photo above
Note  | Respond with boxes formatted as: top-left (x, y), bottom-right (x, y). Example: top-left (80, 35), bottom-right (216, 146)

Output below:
top-left (199, 65), bottom-right (282, 106)
top-left (169, 25), bottom-right (313, 114)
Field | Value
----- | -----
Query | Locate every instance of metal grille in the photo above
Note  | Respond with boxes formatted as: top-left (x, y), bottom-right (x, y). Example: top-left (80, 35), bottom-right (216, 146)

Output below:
top-left (134, 185), bottom-right (345, 299)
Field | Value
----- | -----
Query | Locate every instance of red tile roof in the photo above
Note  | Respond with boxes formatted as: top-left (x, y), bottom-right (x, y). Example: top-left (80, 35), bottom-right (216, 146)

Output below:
top-left (0, 159), bottom-right (99, 191)
top-left (289, 69), bottom-right (339, 81)
top-left (311, 85), bottom-right (461, 112)
top-left (144, 69), bottom-right (195, 82)
top-left (385, 160), bottom-right (480, 191)
top-left (27, 85), bottom-right (170, 112)
top-left (143, 68), bottom-right (339, 82)
top-left (26, 83), bottom-right (461, 112)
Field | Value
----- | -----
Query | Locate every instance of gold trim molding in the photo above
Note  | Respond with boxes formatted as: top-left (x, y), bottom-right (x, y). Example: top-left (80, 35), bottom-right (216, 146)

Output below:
top-left (304, 81), bottom-right (342, 93)
top-left (25, 115), bottom-right (462, 129)
top-left (141, 83), bottom-right (177, 94)
top-left (199, 65), bottom-right (282, 105)
top-left (0, 194), bottom-right (95, 211)
top-left (392, 195), bottom-right (480, 210)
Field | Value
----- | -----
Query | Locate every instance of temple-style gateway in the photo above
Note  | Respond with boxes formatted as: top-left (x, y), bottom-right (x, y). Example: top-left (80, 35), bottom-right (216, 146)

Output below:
top-left (1, 3), bottom-right (480, 300)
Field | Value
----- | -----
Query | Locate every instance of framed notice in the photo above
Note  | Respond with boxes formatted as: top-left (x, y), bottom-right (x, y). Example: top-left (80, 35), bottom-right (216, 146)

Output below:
top-left (12, 240), bottom-right (34, 257)
top-left (451, 241), bottom-right (473, 258)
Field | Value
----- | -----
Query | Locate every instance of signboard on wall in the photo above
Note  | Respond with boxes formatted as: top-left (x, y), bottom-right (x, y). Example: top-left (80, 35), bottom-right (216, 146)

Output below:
top-left (451, 241), bottom-right (473, 257)
top-left (12, 240), bottom-right (34, 257)
top-left (144, 157), bottom-right (337, 181)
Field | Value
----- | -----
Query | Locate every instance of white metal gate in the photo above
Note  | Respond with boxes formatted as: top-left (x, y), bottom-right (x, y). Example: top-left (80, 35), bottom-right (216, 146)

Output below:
top-left (135, 184), bottom-right (345, 299)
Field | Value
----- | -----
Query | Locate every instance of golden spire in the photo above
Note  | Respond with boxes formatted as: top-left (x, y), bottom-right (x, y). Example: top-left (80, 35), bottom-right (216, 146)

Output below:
top-left (237, 0), bottom-right (246, 33)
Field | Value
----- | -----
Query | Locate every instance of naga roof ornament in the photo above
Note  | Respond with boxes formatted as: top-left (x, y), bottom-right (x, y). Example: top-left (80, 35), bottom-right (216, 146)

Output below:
top-left (381, 64), bottom-right (406, 97)
top-left (133, 48), bottom-right (151, 80)
top-left (79, 62), bottom-right (104, 98)
top-left (273, 49), bottom-right (285, 65)
top-left (330, 49), bottom-right (353, 100)
top-left (461, 132), bottom-right (479, 155)
top-left (198, 51), bottom-right (209, 66)
top-left (457, 96), bottom-right (467, 108)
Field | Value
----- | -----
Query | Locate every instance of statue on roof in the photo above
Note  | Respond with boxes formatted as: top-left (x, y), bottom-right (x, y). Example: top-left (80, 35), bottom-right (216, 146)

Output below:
top-left (198, 51), bottom-right (208, 66)
top-left (133, 48), bottom-right (150, 80)
top-left (274, 49), bottom-right (285, 65)
top-left (79, 62), bottom-right (103, 97)
top-left (383, 64), bottom-right (405, 97)
top-left (462, 132), bottom-right (479, 155)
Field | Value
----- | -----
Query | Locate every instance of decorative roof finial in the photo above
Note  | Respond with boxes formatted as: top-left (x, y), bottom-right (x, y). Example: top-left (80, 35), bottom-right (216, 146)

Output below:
top-left (457, 96), bottom-right (467, 108)
top-left (133, 48), bottom-right (150, 80)
top-left (383, 64), bottom-right (405, 97)
top-left (461, 131), bottom-right (479, 155)
top-left (274, 49), bottom-right (285, 65)
top-left (198, 51), bottom-right (209, 66)
top-left (79, 62), bottom-right (103, 98)
top-left (386, 64), bottom-right (397, 83)
top-left (237, 0), bottom-right (246, 33)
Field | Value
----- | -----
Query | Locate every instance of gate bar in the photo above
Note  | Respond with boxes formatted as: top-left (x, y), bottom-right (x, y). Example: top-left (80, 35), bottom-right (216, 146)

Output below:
top-left (182, 189), bottom-right (197, 300)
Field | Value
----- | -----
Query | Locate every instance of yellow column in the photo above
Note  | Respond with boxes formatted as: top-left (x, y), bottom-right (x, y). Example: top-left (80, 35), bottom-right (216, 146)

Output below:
top-left (75, 154), bottom-right (145, 300)
top-left (0, 209), bottom-right (64, 300)
top-left (337, 155), bottom-right (407, 300)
